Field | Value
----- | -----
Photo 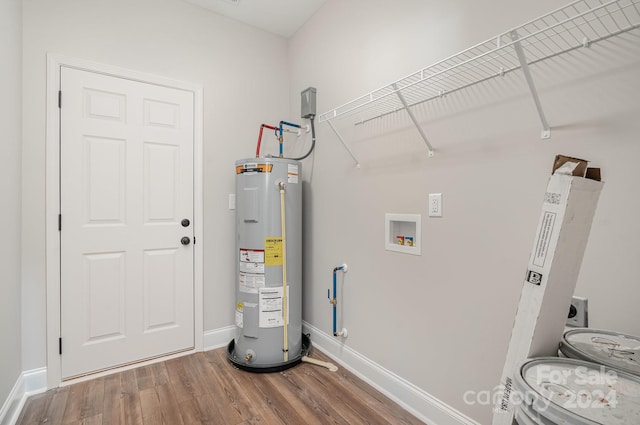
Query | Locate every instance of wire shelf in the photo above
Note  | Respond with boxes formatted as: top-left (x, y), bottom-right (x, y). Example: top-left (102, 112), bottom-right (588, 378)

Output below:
top-left (318, 0), bottom-right (640, 161)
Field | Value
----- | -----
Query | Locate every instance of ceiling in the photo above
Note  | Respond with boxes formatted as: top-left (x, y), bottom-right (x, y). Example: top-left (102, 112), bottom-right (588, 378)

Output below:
top-left (183, 0), bottom-right (327, 37)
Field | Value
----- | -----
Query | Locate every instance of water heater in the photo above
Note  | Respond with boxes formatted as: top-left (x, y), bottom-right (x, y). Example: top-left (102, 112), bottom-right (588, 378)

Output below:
top-left (227, 157), bottom-right (310, 372)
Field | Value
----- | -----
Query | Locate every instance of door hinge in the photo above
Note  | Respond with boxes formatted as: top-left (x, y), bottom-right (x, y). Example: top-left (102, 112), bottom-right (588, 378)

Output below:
top-left (59, 337), bottom-right (62, 355)
top-left (58, 214), bottom-right (62, 231)
top-left (58, 90), bottom-right (62, 109)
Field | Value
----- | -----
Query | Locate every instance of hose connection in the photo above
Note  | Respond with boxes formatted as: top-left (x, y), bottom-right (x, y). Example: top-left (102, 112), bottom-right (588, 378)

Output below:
top-left (329, 264), bottom-right (348, 338)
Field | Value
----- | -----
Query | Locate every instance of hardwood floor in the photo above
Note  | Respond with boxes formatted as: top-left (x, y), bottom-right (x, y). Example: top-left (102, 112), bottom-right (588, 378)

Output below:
top-left (16, 347), bottom-right (425, 425)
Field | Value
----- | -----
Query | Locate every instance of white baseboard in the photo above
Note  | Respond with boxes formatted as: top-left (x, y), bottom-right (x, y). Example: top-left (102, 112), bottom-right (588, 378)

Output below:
top-left (303, 322), bottom-right (481, 425)
top-left (203, 325), bottom-right (235, 351)
top-left (0, 368), bottom-right (47, 425)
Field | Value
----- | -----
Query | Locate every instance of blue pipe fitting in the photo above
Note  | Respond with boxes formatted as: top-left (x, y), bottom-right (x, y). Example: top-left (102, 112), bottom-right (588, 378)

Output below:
top-left (277, 120), bottom-right (302, 158)
top-left (280, 120), bottom-right (302, 129)
top-left (329, 264), bottom-right (347, 337)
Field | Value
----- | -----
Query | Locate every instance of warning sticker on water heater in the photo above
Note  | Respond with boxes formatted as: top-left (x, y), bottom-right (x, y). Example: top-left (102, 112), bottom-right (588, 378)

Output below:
top-left (264, 237), bottom-right (283, 266)
top-left (240, 262), bottom-right (264, 274)
top-left (259, 286), bottom-right (289, 328)
top-left (288, 164), bottom-right (299, 184)
top-left (239, 248), bottom-right (265, 274)
top-left (240, 249), bottom-right (264, 263)
top-left (239, 272), bottom-right (265, 294)
top-left (235, 302), bottom-right (243, 328)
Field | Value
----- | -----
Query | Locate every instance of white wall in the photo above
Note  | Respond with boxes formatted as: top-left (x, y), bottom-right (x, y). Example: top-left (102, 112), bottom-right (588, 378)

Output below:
top-left (0, 0), bottom-right (23, 409)
top-left (22, 0), bottom-right (290, 370)
top-left (288, 0), bottom-right (640, 423)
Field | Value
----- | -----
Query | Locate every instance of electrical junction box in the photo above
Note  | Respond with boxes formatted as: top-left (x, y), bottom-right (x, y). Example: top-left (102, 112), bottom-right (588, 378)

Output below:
top-left (301, 87), bottom-right (316, 118)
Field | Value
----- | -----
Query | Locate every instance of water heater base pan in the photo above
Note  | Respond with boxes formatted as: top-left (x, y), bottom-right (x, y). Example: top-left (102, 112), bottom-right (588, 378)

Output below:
top-left (226, 333), bottom-right (312, 373)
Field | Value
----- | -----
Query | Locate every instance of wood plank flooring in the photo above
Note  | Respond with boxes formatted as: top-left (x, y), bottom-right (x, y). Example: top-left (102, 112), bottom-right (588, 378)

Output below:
top-left (16, 347), bottom-right (425, 425)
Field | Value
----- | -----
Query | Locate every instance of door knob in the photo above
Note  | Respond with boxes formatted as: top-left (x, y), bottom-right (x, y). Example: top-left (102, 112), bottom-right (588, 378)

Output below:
top-left (181, 219), bottom-right (190, 227)
top-left (181, 237), bottom-right (191, 246)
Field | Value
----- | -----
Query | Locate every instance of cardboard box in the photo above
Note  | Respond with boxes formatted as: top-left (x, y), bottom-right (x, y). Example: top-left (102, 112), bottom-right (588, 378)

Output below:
top-left (492, 155), bottom-right (603, 425)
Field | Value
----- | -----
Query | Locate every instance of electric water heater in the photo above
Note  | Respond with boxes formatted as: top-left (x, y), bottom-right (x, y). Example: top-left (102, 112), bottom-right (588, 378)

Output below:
top-left (227, 157), bottom-right (309, 372)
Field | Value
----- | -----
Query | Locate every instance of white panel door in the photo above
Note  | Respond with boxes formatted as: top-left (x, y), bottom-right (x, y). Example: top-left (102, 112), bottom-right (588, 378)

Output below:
top-left (60, 67), bottom-right (195, 379)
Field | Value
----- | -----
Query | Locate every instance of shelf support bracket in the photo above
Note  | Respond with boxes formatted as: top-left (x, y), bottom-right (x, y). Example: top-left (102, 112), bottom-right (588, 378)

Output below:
top-left (392, 84), bottom-right (435, 157)
top-left (510, 30), bottom-right (551, 139)
top-left (327, 120), bottom-right (361, 168)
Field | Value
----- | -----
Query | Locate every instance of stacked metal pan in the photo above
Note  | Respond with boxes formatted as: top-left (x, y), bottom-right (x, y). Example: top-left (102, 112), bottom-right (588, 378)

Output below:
top-left (513, 329), bottom-right (640, 424)
top-left (559, 329), bottom-right (640, 377)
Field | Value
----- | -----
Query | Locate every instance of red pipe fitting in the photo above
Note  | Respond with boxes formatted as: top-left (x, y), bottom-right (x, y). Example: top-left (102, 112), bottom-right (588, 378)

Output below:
top-left (256, 124), bottom-right (278, 158)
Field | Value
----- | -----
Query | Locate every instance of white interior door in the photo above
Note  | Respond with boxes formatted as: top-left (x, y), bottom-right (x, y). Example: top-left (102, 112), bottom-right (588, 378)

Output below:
top-left (60, 66), bottom-right (195, 379)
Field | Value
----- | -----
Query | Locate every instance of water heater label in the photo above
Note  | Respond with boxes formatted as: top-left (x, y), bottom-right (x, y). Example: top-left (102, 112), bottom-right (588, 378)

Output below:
top-left (236, 163), bottom-right (273, 174)
top-left (240, 248), bottom-right (265, 273)
top-left (235, 303), bottom-right (243, 328)
top-left (240, 248), bottom-right (264, 263)
top-left (259, 286), bottom-right (289, 328)
top-left (239, 272), bottom-right (265, 294)
top-left (288, 164), bottom-right (299, 184)
top-left (240, 262), bottom-right (264, 274)
top-left (264, 237), bottom-right (283, 266)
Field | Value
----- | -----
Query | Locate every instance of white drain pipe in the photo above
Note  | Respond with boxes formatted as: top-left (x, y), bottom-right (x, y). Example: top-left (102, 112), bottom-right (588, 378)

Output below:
top-left (301, 356), bottom-right (338, 372)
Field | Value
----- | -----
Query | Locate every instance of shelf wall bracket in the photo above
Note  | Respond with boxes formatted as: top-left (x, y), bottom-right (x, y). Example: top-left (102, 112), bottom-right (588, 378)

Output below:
top-left (392, 83), bottom-right (435, 157)
top-left (510, 30), bottom-right (551, 139)
top-left (327, 120), bottom-right (361, 168)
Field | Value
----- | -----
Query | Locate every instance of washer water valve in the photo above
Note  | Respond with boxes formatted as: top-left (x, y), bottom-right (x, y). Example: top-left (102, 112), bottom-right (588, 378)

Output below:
top-left (329, 264), bottom-right (348, 338)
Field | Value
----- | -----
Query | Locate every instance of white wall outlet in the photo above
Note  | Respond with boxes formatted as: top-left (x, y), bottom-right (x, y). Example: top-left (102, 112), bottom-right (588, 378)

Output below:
top-left (567, 296), bottom-right (588, 327)
top-left (429, 193), bottom-right (442, 217)
top-left (229, 194), bottom-right (236, 210)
